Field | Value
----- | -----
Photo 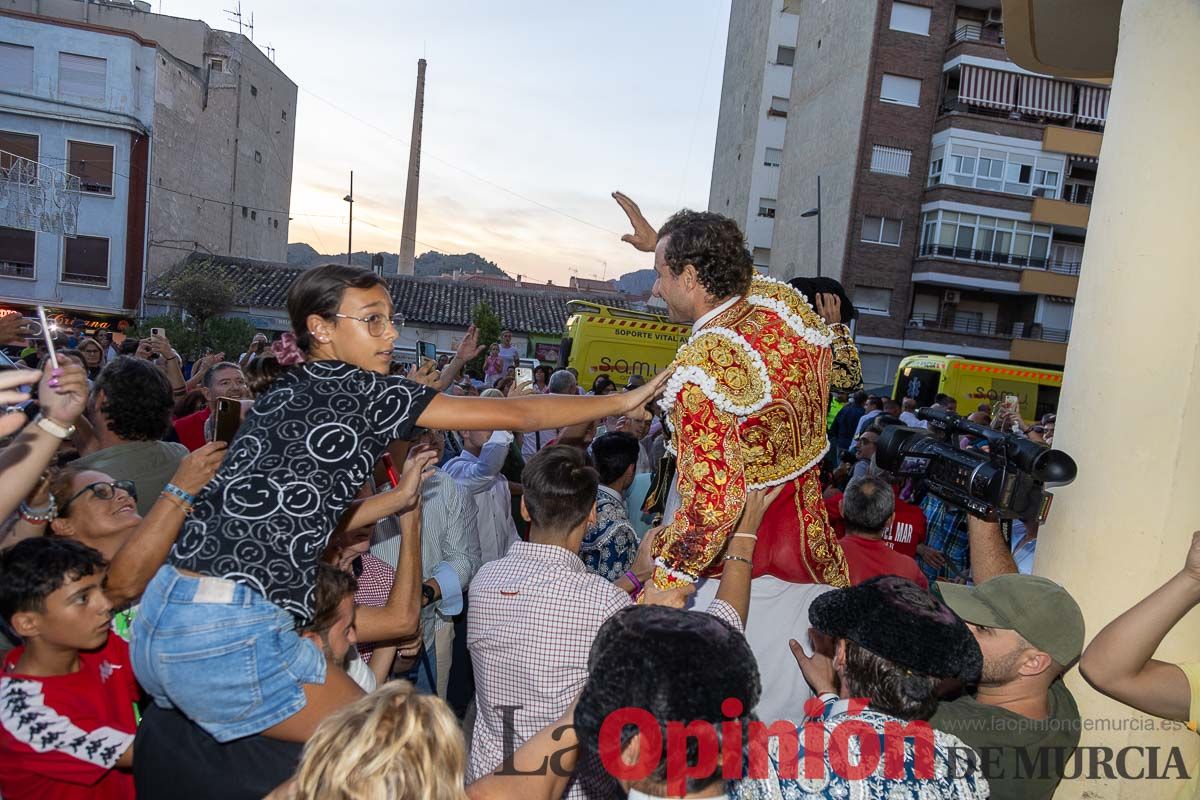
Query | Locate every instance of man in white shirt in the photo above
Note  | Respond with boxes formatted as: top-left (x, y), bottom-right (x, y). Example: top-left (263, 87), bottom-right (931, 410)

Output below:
top-left (899, 396), bottom-right (924, 427)
top-left (445, 428), bottom-right (518, 565)
top-left (520, 369), bottom-right (578, 460)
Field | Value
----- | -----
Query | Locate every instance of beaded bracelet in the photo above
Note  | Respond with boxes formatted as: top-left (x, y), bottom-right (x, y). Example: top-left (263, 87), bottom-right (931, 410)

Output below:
top-left (18, 496), bottom-right (57, 524)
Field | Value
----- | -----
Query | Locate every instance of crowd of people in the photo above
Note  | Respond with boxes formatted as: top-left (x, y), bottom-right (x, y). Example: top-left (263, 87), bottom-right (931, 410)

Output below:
top-left (0, 201), bottom-right (1195, 800)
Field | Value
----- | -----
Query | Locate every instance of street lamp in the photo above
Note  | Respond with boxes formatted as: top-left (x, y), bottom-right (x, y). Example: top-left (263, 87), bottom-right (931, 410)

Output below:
top-left (343, 170), bottom-right (354, 265)
top-left (800, 174), bottom-right (822, 277)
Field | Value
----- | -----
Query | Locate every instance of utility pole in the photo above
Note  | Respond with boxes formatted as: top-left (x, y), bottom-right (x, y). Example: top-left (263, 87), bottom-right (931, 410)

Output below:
top-left (343, 171), bottom-right (354, 265)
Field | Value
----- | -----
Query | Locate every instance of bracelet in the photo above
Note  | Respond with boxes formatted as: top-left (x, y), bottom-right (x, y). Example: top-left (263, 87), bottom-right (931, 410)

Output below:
top-left (18, 496), bottom-right (57, 523)
top-left (162, 483), bottom-right (196, 506)
top-left (724, 555), bottom-right (753, 567)
top-left (624, 570), bottom-right (644, 595)
top-left (159, 492), bottom-right (193, 513)
top-left (732, 532), bottom-right (758, 541)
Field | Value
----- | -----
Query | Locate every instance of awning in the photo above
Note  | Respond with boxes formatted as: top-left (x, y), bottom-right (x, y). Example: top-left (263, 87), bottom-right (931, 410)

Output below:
top-left (1078, 85), bottom-right (1110, 125)
top-left (1017, 75), bottom-right (1074, 118)
top-left (959, 65), bottom-right (1017, 111)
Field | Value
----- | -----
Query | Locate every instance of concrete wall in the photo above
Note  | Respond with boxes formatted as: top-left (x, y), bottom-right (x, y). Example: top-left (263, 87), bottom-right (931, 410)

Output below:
top-left (770, 0), bottom-right (880, 281)
top-left (708, 0), bottom-right (772, 236)
top-left (0, 14), bottom-right (155, 314)
top-left (146, 32), bottom-right (296, 279)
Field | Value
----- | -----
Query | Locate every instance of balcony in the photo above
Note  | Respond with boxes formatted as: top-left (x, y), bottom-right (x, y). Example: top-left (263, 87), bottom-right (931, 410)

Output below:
top-left (1031, 196), bottom-right (1090, 228)
top-left (917, 243), bottom-right (1081, 276)
top-left (952, 24), bottom-right (1005, 46)
top-left (908, 313), bottom-right (1069, 344)
top-left (0, 260), bottom-right (34, 280)
top-left (1043, 125), bottom-right (1103, 158)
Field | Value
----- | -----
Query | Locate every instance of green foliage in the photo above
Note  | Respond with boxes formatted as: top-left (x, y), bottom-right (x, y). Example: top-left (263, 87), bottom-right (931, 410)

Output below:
top-left (130, 313), bottom-right (257, 363)
top-left (468, 301), bottom-right (502, 376)
top-left (127, 315), bottom-right (199, 358)
top-left (170, 269), bottom-right (235, 332)
top-left (203, 317), bottom-right (259, 362)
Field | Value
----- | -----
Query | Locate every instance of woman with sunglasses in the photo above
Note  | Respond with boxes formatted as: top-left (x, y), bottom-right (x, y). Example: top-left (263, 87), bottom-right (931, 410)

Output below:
top-left (131, 264), bottom-right (670, 752)
top-left (12, 443), bottom-right (225, 629)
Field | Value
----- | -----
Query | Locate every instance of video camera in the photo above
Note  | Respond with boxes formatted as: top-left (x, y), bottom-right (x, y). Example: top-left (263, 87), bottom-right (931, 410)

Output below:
top-left (875, 407), bottom-right (1076, 522)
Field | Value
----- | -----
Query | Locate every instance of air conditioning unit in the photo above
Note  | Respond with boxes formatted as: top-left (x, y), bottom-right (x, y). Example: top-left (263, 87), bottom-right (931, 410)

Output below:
top-left (985, 8), bottom-right (1003, 25)
top-left (943, 290), bottom-right (961, 304)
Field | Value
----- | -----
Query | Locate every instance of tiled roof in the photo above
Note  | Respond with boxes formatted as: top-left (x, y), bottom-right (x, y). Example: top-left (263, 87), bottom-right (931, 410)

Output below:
top-left (145, 253), bottom-right (638, 336)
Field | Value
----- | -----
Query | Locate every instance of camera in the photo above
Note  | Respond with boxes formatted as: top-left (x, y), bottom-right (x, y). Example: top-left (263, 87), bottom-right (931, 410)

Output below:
top-left (875, 407), bottom-right (1076, 522)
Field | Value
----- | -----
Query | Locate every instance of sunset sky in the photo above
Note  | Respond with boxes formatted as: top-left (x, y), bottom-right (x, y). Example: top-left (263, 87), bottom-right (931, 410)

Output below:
top-left (173, 0), bottom-right (732, 283)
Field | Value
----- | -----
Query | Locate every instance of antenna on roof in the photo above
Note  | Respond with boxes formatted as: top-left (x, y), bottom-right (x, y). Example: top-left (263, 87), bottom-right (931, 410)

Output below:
top-left (224, 1), bottom-right (254, 40)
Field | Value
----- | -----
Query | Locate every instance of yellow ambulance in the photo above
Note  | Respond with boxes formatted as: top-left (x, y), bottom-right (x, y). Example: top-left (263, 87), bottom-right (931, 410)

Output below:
top-left (892, 354), bottom-right (1063, 423)
top-left (558, 301), bottom-right (689, 391)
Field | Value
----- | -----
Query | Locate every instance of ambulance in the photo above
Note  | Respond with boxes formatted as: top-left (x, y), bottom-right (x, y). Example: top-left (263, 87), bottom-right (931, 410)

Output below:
top-left (558, 301), bottom-right (690, 392)
top-left (892, 354), bottom-right (1063, 423)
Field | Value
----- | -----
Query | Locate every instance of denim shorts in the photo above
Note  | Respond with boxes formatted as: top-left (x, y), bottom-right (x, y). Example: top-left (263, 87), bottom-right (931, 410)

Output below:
top-left (130, 565), bottom-right (326, 743)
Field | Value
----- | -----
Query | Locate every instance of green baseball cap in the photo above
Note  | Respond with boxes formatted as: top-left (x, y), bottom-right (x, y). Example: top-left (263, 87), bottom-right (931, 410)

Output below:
top-left (935, 574), bottom-right (1084, 667)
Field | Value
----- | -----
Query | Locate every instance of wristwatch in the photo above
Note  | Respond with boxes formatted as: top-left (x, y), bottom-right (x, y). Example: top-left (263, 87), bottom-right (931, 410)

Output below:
top-left (421, 583), bottom-right (437, 607)
top-left (34, 413), bottom-right (76, 439)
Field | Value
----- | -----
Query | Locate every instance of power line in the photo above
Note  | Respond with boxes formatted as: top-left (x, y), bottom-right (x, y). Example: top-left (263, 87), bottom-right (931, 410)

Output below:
top-left (298, 87), bottom-right (624, 238)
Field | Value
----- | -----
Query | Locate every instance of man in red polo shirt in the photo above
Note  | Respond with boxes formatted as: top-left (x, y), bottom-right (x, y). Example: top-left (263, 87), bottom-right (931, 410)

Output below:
top-left (825, 474), bottom-right (927, 559)
top-left (836, 475), bottom-right (928, 589)
top-left (172, 361), bottom-right (248, 451)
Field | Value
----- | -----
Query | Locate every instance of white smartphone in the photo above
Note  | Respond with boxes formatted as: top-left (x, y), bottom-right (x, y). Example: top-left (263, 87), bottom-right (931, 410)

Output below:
top-left (151, 327), bottom-right (165, 338)
top-left (515, 366), bottom-right (533, 385)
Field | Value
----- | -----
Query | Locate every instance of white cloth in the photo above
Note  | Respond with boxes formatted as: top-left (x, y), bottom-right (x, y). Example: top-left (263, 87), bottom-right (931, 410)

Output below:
top-left (521, 426), bottom-right (560, 460)
top-left (899, 410), bottom-right (923, 427)
top-left (347, 650), bottom-right (377, 693)
top-left (693, 576), bottom-right (835, 727)
top-left (498, 344), bottom-right (520, 373)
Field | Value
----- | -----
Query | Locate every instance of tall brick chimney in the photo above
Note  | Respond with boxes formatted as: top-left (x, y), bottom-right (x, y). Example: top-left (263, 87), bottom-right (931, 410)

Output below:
top-left (397, 59), bottom-right (426, 277)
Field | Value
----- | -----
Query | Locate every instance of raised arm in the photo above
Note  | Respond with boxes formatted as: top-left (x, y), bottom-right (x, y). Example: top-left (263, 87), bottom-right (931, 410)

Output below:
top-left (712, 486), bottom-right (782, 625)
top-left (966, 515), bottom-right (1019, 584)
top-left (415, 369), bottom-right (668, 434)
top-left (434, 325), bottom-right (486, 392)
top-left (105, 443), bottom-right (226, 607)
top-left (0, 363), bottom-right (87, 521)
top-left (1079, 531), bottom-right (1200, 722)
top-left (355, 450), bottom-right (435, 643)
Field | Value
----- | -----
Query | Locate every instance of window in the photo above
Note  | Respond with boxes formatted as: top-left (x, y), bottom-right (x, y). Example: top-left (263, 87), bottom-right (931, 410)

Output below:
top-left (752, 247), bottom-right (771, 269)
top-left (207, 57), bottom-right (226, 73)
top-left (757, 198), bottom-right (777, 219)
top-left (242, 206), bottom-right (248, 218)
top-left (764, 147), bottom-right (783, 167)
top-left (880, 74), bottom-right (921, 107)
top-left (61, 235), bottom-right (109, 285)
top-left (58, 53), bottom-right (106, 102)
top-left (0, 43), bottom-right (34, 93)
top-left (920, 210), bottom-right (1053, 267)
top-left (0, 227), bottom-right (35, 279)
top-left (776, 46), bottom-right (796, 66)
top-left (862, 353), bottom-right (902, 388)
top-left (281, 109), bottom-right (288, 121)
top-left (254, 150), bottom-right (263, 163)
top-left (890, 2), bottom-right (932, 35)
top-left (67, 141), bottom-right (114, 195)
top-left (853, 286), bottom-right (893, 316)
top-left (0, 130), bottom-right (38, 173)
top-left (768, 96), bottom-right (789, 118)
top-left (273, 218), bottom-right (279, 229)
top-left (250, 210), bottom-right (257, 221)
top-left (862, 215), bottom-right (902, 246)
top-left (870, 145), bottom-right (912, 176)
top-left (250, 84), bottom-right (258, 97)
top-left (1032, 168), bottom-right (1060, 198)
top-left (927, 145), bottom-right (944, 187)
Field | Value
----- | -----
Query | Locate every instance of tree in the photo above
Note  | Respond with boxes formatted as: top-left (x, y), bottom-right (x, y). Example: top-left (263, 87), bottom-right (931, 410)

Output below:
top-left (468, 301), bottom-right (502, 377)
top-left (204, 316), bottom-right (259, 362)
top-left (171, 268), bottom-right (235, 337)
top-left (127, 315), bottom-right (200, 359)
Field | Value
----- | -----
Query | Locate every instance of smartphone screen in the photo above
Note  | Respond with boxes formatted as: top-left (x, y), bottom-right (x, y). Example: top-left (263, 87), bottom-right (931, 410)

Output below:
top-left (417, 340), bottom-right (436, 364)
top-left (214, 398), bottom-right (243, 444)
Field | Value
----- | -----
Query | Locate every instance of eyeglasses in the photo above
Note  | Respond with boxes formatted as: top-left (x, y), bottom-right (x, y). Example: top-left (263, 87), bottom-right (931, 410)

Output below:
top-left (59, 479), bottom-right (137, 516)
top-left (333, 312), bottom-right (405, 338)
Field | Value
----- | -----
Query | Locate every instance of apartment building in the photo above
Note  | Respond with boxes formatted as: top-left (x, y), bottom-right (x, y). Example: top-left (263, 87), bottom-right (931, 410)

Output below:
top-left (709, 0), bottom-right (1107, 386)
top-left (0, 0), bottom-right (296, 325)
